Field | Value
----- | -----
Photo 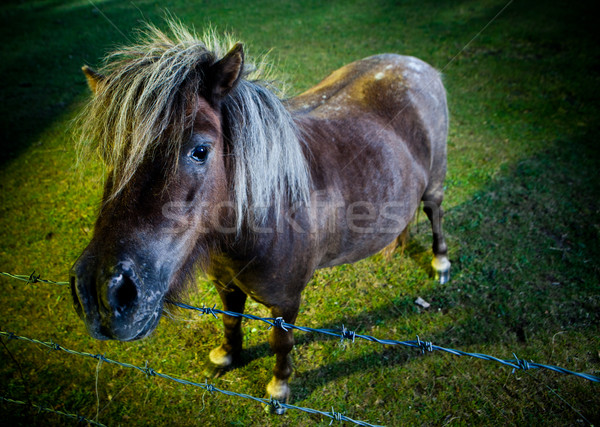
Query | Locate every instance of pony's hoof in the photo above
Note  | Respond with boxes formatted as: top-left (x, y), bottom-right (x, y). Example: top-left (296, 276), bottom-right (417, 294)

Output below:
top-left (204, 345), bottom-right (238, 378)
top-left (264, 399), bottom-right (287, 415)
top-left (432, 256), bottom-right (451, 284)
top-left (435, 268), bottom-right (450, 284)
top-left (264, 377), bottom-right (289, 415)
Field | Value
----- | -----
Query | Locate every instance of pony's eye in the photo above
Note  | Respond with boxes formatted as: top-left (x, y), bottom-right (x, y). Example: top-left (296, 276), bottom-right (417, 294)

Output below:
top-left (190, 145), bottom-right (210, 163)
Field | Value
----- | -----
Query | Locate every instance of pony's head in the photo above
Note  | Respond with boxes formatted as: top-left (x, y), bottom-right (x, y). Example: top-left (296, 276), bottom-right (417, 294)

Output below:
top-left (70, 22), bottom-right (310, 341)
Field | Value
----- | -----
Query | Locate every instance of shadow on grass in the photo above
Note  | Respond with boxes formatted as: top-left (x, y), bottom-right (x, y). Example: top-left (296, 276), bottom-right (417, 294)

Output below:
top-left (224, 131), bottom-right (600, 405)
top-left (0, 0), bottom-right (157, 166)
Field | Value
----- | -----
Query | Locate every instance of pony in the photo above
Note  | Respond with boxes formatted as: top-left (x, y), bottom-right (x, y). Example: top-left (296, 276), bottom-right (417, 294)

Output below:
top-left (70, 21), bottom-right (450, 412)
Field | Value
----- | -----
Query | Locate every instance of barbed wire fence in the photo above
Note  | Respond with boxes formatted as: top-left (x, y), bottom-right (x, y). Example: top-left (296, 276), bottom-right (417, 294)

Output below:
top-left (0, 331), bottom-right (379, 426)
top-left (1, 270), bottom-right (598, 426)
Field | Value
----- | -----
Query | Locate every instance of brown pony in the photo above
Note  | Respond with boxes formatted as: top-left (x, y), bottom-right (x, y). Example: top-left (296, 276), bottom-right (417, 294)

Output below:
top-left (71, 21), bottom-right (450, 412)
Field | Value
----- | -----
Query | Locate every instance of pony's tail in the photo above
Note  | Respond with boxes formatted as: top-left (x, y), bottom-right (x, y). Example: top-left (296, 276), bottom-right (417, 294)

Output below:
top-left (380, 204), bottom-right (424, 261)
top-left (380, 226), bottom-right (409, 261)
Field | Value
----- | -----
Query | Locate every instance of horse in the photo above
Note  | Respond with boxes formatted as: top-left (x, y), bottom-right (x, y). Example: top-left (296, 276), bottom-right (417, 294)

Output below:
top-left (70, 21), bottom-right (450, 412)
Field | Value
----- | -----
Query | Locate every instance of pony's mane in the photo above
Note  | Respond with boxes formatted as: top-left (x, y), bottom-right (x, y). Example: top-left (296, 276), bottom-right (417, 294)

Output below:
top-left (77, 20), bottom-right (310, 229)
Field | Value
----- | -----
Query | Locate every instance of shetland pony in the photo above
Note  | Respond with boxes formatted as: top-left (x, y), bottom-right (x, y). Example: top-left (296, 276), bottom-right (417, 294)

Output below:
top-left (71, 21), bottom-right (450, 412)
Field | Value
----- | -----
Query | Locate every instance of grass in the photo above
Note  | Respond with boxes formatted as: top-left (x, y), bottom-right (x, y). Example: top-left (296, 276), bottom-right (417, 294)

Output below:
top-left (1, 0), bottom-right (599, 425)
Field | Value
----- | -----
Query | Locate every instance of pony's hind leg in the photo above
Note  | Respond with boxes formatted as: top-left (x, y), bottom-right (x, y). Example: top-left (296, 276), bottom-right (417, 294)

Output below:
top-left (423, 196), bottom-right (451, 284)
top-left (206, 282), bottom-right (247, 376)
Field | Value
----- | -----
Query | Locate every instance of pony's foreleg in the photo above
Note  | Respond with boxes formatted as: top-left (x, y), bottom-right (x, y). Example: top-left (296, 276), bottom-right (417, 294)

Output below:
top-left (207, 283), bottom-right (247, 375)
top-left (264, 302), bottom-right (300, 414)
top-left (423, 198), bottom-right (451, 284)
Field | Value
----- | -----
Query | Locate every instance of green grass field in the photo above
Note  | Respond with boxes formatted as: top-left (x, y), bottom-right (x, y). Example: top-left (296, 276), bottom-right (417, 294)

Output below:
top-left (1, 0), bottom-right (599, 425)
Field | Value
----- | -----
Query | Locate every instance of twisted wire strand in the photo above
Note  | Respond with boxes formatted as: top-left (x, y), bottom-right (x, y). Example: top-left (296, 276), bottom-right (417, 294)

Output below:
top-left (1, 271), bottom-right (69, 286)
top-left (0, 331), bottom-right (382, 427)
top-left (0, 395), bottom-right (107, 427)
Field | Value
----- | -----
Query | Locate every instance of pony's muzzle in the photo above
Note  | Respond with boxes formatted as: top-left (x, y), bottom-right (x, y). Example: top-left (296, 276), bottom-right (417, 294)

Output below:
top-left (70, 256), bottom-right (160, 341)
top-left (70, 264), bottom-right (110, 340)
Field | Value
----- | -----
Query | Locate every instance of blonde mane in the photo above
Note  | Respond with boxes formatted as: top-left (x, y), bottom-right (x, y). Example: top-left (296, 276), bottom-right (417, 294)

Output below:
top-left (76, 20), bottom-right (310, 229)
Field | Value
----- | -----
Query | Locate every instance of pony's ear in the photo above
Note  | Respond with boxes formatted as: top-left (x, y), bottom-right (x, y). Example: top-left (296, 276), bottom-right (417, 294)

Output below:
top-left (81, 65), bottom-right (105, 94)
top-left (209, 43), bottom-right (244, 98)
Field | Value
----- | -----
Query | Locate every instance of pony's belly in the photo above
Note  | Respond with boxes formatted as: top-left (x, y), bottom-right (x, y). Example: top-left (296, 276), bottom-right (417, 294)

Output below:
top-left (314, 202), bottom-right (414, 269)
top-left (316, 231), bottom-right (401, 268)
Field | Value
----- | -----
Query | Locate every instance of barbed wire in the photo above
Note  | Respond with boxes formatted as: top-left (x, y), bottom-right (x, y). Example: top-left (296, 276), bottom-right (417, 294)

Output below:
top-left (0, 395), bottom-right (106, 427)
top-left (1, 271), bottom-right (68, 286)
top-left (0, 331), bottom-right (382, 427)
top-left (168, 301), bottom-right (600, 383)
top-left (2, 270), bottom-right (598, 383)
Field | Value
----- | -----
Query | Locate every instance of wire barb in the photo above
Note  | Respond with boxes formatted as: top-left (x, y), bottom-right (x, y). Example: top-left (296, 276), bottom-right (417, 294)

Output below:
top-left (269, 317), bottom-right (288, 331)
top-left (93, 353), bottom-right (108, 363)
top-left (28, 271), bottom-right (40, 284)
top-left (143, 361), bottom-right (157, 377)
top-left (203, 380), bottom-right (216, 393)
top-left (416, 335), bottom-right (433, 354)
top-left (329, 407), bottom-right (344, 424)
top-left (268, 397), bottom-right (284, 411)
top-left (340, 325), bottom-right (356, 344)
top-left (512, 353), bottom-right (531, 373)
top-left (48, 340), bottom-right (62, 351)
top-left (200, 304), bottom-right (219, 318)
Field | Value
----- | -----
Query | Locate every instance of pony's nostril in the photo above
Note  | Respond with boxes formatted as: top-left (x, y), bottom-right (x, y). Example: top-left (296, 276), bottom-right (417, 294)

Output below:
top-left (110, 274), bottom-right (138, 313)
top-left (114, 275), bottom-right (138, 312)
